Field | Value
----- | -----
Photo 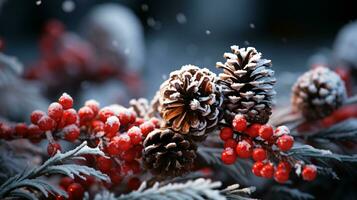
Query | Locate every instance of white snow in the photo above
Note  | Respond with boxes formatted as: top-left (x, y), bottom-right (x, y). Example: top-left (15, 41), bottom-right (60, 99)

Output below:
top-left (176, 13), bottom-right (187, 24)
top-left (205, 30), bottom-right (211, 35)
top-left (62, 0), bottom-right (75, 13)
top-left (106, 116), bottom-right (119, 126)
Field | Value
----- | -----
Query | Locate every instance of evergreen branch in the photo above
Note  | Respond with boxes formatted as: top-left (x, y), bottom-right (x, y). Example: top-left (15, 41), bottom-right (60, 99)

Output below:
top-left (271, 186), bottom-right (314, 200)
top-left (197, 147), bottom-right (252, 184)
top-left (112, 178), bottom-right (256, 200)
top-left (0, 141), bottom-right (110, 200)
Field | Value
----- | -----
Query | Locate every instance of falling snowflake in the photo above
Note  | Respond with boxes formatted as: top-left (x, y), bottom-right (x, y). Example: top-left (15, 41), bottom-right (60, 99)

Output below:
top-left (249, 23), bottom-right (255, 29)
top-left (176, 13), bottom-right (187, 24)
top-left (244, 41), bottom-right (250, 45)
top-left (147, 17), bottom-right (156, 27)
top-left (62, 0), bottom-right (75, 13)
top-left (141, 4), bottom-right (149, 12)
top-left (205, 30), bottom-right (211, 35)
top-left (36, 0), bottom-right (41, 5)
top-left (112, 40), bottom-right (118, 47)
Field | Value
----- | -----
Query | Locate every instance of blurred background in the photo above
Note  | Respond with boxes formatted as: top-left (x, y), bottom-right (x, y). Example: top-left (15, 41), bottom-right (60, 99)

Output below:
top-left (0, 0), bottom-right (356, 120)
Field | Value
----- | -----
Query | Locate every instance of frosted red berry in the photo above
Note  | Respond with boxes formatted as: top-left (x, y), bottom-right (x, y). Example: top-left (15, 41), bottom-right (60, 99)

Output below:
top-left (98, 107), bottom-right (114, 123)
top-left (150, 117), bottom-right (160, 127)
top-left (38, 116), bottom-right (56, 131)
top-left (97, 156), bottom-right (112, 172)
top-left (107, 138), bottom-right (120, 156)
top-left (63, 125), bottom-right (80, 142)
top-left (259, 124), bottom-right (274, 140)
top-left (139, 121), bottom-right (155, 136)
top-left (302, 165), bottom-right (317, 181)
top-left (78, 106), bottom-right (95, 122)
top-left (62, 109), bottom-right (78, 125)
top-left (27, 124), bottom-right (43, 139)
top-left (224, 138), bottom-right (237, 149)
top-left (48, 102), bottom-right (63, 122)
top-left (276, 134), bottom-right (294, 151)
top-left (260, 163), bottom-right (274, 178)
top-left (127, 126), bottom-right (142, 145)
top-left (118, 109), bottom-right (133, 126)
top-left (58, 93), bottom-right (73, 109)
top-left (219, 127), bottom-right (234, 141)
top-left (85, 100), bottom-right (100, 115)
top-left (31, 110), bottom-right (46, 124)
top-left (252, 148), bottom-right (267, 161)
top-left (59, 177), bottom-right (74, 190)
top-left (67, 183), bottom-right (84, 200)
top-left (91, 120), bottom-right (104, 133)
top-left (235, 139), bottom-right (253, 158)
top-left (109, 169), bottom-right (122, 185)
top-left (104, 116), bottom-right (120, 135)
top-left (121, 148), bottom-right (136, 162)
top-left (15, 123), bottom-right (28, 137)
top-left (221, 148), bottom-right (237, 165)
top-left (274, 125), bottom-right (290, 137)
top-left (117, 134), bottom-right (132, 151)
top-left (274, 169), bottom-right (290, 183)
top-left (232, 114), bottom-right (247, 132)
top-left (252, 161), bottom-right (264, 177)
top-left (245, 123), bottom-right (261, 138)
top-left (277, 161), bottom-right (292, 172)
top-left (47, 142), bottom-right (61, 156)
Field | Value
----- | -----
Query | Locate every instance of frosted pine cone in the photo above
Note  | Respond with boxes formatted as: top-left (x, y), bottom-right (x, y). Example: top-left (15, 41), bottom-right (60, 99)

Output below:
top-left (143, 128), bottom-right (197, 177)
top-left (216, 46), bottom-right (276, 124)
top-left (159, 65), bottom-right (223, 140)
top-left (292, 67), bottom-right (347, 120)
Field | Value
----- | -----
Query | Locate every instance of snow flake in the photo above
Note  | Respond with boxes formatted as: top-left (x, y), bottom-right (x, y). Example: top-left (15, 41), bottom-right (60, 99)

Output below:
top-left (62, 0), bottom-right (75, 13)
top-left (176, 13), bottom-right (187, 24)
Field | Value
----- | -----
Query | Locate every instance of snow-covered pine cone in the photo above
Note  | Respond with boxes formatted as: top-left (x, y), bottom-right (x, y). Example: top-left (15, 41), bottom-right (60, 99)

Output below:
top-left (159, 65), bottom-right (223, 141)
top-left (143, 128), bottom-right (197, 177)
top-left (216, 46), bottom-right (276, 124)
top-left (292, 67), bottom-right (347, 120)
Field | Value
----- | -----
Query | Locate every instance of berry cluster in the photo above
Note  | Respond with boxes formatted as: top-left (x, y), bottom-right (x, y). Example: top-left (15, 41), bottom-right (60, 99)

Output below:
top-left (220, 114), bottom-right (317, 183)
top-left (0, 92), bottom-right (160, 198)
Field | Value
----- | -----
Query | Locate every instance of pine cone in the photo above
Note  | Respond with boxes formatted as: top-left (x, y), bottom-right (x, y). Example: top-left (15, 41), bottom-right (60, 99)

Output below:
top-left (216, 46), bottom-right (276, 124)
top-left (143, 128), bottom-right (197, 177)
top-left (292, 67), bottom-right (347, 120)
top-left (159, 65), bottom-right (223, 140)
top-left (129, 98), bottom-right (150, 118)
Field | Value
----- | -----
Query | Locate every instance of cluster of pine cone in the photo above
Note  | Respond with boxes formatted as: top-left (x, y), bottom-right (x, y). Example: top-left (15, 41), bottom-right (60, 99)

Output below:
top-left (142, 46), bottom-right (277, 177)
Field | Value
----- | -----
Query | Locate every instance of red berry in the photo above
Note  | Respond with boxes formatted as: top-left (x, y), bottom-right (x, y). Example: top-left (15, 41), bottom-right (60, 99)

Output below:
top-left (104, 116), bottom-right (120, 136)
top-left (118, 109), bottom-right (135, 126)
top-left (107, 138), bottom-right (120, 156)
top-left (122, 160), bottom-right (141, 175)
top-left (59, 177), bottom-right (74, 190)
top-left (259, 124), bottom-right (274, 140)
top-left (62, 109), bottom-right (78, 125)
top-left (127, 177), bottom-right (141, 190)
top-left (97, 156), bottom-right (112, 172)
top-left (274, 169), bottom-right (290, 183)
top-left (221, 148), bottom-right (237, 165)
top-left (58, 93), bottom-right (73, 109)
top-left (63, 125), bottom-right (80, 142)
top-left (55, 195), bottom-right (66, 200)
top-left (274, 125), bottom-right (290, 137)
top-left (302, 165), bottom-right (317, 181)
top-left (150, 117), bottom-right (160, 128)
top-left (109, 169), bottom-right (122, 185)
top-left (219, 127), bottom-right (234, 141)
top-left (67, 183), bottom-right (84, 200)
top-left (0, 123), bottom-right (13, 139)
top-left (224, 138), bottom-right (237, 149)
top-left (139, 121), bottom-right (155, 136)
top-left (91, 120), bottom-right (104, 133)
top-left (47, 142), bottom-right (61, 156)
top-left (15, 123), bottom-right (28, 137)
top-left (98, 107), bottom-right (114, 122)
top-left (252, 161), bottom-right (264, 177)
top-left (277, 161), bottom-right (292, 172)
top-left (48, 102), bottom-right (63, 122)
top-left (38, 116), bottom-right (56, 131)
top-left (78, 106), bottom-right (95, 122)
top-left (276, 135), bottom-right (294, 151)
top-left (121, 148), bottom-right (136, 161)
top-left (31, 110), bottom-right (46, 124)
top-left (128, 126), bottom-right (142, 145)
top-left (117, 134), bottom-right (132, 151)
top-left (85, 100), bottom-right (100, 115)
top-left (252, 148), bottom-right (267, 161)
top-left (133, 118), bottom-right (145, 126)
top-left (27, 124), bottom-right (44, 139)
top-left (260, 163), bottom-right (274, 178)
top-left (232, 114), bottom-right (247, 132)
top-left (245, 123), bottom-right (261, 138)
top-left (235, 139), bottom-right (253, 158)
